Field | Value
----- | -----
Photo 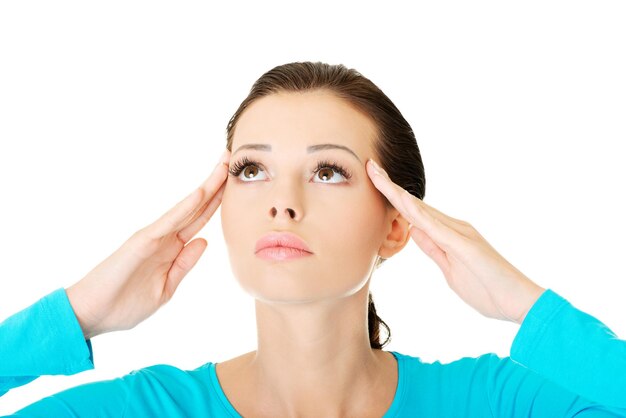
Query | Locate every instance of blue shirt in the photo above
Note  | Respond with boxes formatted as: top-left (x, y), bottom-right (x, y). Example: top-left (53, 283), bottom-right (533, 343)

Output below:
top-left (1, 288), bottom-right (625, 417)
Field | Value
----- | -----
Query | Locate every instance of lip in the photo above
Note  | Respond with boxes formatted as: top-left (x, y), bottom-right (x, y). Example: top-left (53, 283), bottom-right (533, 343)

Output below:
top-left (255, 247), bottom-right (313, 261)
top-left (255, 231), bottom-right (313, 254)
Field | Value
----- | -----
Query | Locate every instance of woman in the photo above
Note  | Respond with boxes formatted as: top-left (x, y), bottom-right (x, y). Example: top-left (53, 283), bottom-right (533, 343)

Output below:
top-left (1, 62), bottom-right (625, 417)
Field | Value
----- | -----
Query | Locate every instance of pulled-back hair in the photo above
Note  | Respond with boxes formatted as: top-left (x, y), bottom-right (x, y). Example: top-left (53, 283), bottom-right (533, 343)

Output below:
top-left (225, 61), bottom-right (425, 349)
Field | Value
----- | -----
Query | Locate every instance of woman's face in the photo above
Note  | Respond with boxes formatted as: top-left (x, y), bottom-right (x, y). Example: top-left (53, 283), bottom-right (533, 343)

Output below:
top-left (220, 89), bottom-right (395, 304)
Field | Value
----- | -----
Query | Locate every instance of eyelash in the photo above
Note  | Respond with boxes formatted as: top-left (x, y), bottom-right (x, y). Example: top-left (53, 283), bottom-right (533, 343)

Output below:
top-left (228, 156), bottom-right (353, 182)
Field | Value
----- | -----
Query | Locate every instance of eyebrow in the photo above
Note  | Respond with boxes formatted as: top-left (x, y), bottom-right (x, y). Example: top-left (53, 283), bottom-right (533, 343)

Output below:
top-left (232, 143), bottom-right (362, 163)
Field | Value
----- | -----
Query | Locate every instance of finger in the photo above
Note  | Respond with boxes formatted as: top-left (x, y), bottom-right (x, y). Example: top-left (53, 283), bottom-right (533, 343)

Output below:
top-left (143, 187), bottom-right (203, 241)
top-left (176, 153), bottom-right (230, 231)
top-left (366, 160), bottom-right (456, 249)
top-left (410, 197), bottom-right (462, 225)
top-left (163, 237), bottom-right (208, 301)
top-left (144, 151), bottom-right (230, 240)
top-left (366, 159), bottom-right (469, 232)
top-left (409, 226), bottom-right (449, 275)
top-left (177, 181), bottom-right (226, 243)
top-left (402, 192), bottom-right (477, 240)
top-left (174, 152), bottom-right (231, 232)
top-left (173, 169), bottom-right (227, 241)
top-left (389, 185), bottom-right (486, 270)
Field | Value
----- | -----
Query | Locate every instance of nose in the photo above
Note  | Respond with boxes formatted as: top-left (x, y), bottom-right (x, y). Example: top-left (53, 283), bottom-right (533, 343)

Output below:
top-left (270, 206), bottom-right (299, 220)
top-left (269, 189), bottom-right (302, 221)
top-left (267, 172), bottom-right (304, 222)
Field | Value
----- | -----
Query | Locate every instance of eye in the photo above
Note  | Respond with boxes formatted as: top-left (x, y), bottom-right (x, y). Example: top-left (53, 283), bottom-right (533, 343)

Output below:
top-left (228, 156), bottom-right (352, 184)
top-left (228, 156), bottom-right (268, 182)
top-left (312, 160), bottom-right (352, 184)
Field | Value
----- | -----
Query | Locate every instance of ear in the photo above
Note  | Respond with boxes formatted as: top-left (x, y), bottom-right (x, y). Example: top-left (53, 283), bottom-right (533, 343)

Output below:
top-left (377, 209), bottom-right (412, 259)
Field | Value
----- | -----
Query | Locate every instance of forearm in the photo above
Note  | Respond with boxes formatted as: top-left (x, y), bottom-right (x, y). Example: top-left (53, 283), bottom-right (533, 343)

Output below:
top-left (510, 289), bottom-right (626, 408)
top-left (0, 289), bottom-right (94, 396)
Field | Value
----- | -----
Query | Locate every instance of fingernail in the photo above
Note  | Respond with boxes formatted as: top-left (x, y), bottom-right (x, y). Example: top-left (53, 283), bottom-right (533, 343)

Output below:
top-left (219, 149), bottom-right (230, 164)
top-left (369, 159), bottom-right (386, 178)
top-left (213, 150), bottom-right (230, 172)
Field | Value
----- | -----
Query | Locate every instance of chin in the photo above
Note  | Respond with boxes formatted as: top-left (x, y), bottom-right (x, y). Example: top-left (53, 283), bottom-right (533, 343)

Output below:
top-left (234, 271), bottom-right (370, 306)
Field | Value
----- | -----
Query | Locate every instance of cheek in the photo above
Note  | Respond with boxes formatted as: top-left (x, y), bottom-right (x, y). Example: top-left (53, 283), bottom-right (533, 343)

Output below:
top-left (220, 191), bottom-right (255, 285)
top-left (220, 184), bottom-right (385, 257)
top-left (335, 203), bottom-right (384, 251)
top-left (321, 192), bottom-right (387, 264)
top-left (218, 186), bottom-right (387, 301)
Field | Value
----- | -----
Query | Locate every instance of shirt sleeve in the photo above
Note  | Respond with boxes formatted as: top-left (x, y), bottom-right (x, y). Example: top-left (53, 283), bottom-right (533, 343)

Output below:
top-left (479, 354), bottom-right (626, 417)
top-left (510, 289), bottom-right (626, 409)
top-left (4, 373), bottom-right (134, 417)
top-left (3, 365), bottom-right (219, 417)
top-left (0, 289), bottom-right (94, 396)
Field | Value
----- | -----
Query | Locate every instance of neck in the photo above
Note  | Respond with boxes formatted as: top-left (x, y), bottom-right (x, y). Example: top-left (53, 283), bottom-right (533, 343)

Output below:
top-left (241, 281), bottom-right (396, 416)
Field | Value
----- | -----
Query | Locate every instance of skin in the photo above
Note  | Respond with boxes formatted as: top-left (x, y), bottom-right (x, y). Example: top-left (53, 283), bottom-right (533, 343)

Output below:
top-left (218, 90), bottom-right (410, 417)
top-left (66, 153), bottom-right (230, 340)
top-left (66, 89), bottom-right (545, 417)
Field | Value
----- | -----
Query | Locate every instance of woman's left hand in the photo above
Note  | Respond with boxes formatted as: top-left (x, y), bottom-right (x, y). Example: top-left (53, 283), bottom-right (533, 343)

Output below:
top-left (366, 159), bottom-right (546, 324)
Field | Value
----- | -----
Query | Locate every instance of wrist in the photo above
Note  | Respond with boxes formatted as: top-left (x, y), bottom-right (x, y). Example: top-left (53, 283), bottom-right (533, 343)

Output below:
top-left (65, 284), bottom-right (99, 340)
top-left (514, 283), bottom-right (546, 325)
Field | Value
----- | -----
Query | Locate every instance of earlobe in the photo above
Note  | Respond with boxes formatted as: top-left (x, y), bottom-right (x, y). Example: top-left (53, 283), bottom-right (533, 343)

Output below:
top-left (378, 213), bottom-right (412, 259)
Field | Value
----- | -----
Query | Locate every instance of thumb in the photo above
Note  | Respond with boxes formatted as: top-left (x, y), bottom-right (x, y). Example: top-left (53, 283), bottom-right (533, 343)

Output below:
top-left (164, 238), bottom-right (208, 300)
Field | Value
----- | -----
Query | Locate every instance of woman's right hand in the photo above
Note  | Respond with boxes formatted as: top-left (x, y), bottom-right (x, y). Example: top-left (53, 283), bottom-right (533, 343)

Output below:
top-left (65, 150), bottom-right (231, 340)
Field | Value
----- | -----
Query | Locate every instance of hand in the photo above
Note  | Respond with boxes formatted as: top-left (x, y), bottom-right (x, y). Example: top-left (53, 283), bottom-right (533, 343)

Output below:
top-left (66, 150), bottom-right (231, 339)
top-left (366, 159), bottom-right (545, 324)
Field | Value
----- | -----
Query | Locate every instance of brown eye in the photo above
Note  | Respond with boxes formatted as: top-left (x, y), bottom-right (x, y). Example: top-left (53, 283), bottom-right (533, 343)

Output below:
top-left (243, 166), bottom-right (259, 179)
top-left (312, 161), bottom-right (351, 184)
top-left (229, 157), bottom-right (268, 182)
top-left (317, 167), bottom-right (335, 182)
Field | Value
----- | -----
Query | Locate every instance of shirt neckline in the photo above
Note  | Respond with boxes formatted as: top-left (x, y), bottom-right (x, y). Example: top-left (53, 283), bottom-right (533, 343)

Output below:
top-left (207, 350), bottom-right (406, 417)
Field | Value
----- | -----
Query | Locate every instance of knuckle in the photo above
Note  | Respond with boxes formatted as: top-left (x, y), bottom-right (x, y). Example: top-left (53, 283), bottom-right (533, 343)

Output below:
top-left (459, 220), bottom-right (477, 235)
top-left (174, 256), bottom-right (190, 272)
top-left (126, 228), bottom-right (158, 258)
top-left (458, 219), bottom-right (472, 228)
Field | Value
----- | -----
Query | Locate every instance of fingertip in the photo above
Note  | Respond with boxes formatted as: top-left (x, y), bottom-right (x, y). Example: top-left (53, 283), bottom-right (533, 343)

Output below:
top-left (367, 158), bottom-right (384, 178)
top-left (197, 237), bottom-right (208, 250)
top-left (184, 187), bottom-right (202, 202)
top-left (166, 238), bottom-right (208, 295)
top-left (219, 149), bottom-right (231, 165)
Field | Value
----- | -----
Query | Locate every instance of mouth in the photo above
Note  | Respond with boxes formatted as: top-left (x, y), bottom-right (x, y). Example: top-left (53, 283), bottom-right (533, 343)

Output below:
top-left (254, 231), bottom-right (313, 261)
top-left (255, 246), bottom-right (313, 261)
top-left (254, 231), bottom-right (313, 254)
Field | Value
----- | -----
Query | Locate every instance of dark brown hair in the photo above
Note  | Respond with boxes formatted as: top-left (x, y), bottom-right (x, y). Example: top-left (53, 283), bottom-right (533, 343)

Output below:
top-left (225, 62), bottom-right (425, 349)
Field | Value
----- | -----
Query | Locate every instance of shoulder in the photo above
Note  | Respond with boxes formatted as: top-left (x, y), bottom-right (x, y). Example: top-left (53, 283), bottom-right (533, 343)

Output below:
top-left (391, 350), bottom-right (526, 397)
top-left (392, 350), bottom-right (574, 400)
top-left (11, 361), bottom-right (225, 417)
top-left (125, 361), bottom-right (215, 391)
top-left (391, 350), bottom-right (558, 413)
top-left (388, 351), bottom-right (506, 414)
top-left (118, 362), bottom-right (227, 416)
top-left (391, 350), bottom-right (502, 374)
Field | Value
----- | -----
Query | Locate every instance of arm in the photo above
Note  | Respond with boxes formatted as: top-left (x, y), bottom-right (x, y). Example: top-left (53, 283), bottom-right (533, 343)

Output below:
top-left (6, 372), bottom-right (133, 417)
top-left (482, 353), bottom-right (626, 417)
top-left (366, 160), bottom-right (626, 413)
top-left (1, 150), bottom-right (229, 400)
top-left (510, 289), bottom-right (626, 409)
top-left (399, 350), bottom-right (624, 416)
top-left (5, 364), bottom-right (223, 417)
top-left (0, 289), bottom-right (93, 396)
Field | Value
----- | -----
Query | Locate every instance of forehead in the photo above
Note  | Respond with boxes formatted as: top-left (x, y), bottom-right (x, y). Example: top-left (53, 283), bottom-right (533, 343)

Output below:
top-left (232, 90), bottom-right (377, 158)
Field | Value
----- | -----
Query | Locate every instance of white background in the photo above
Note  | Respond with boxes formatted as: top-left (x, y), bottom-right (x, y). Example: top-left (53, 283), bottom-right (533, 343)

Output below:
top-left (1, 1), bottom-right (625, 414)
